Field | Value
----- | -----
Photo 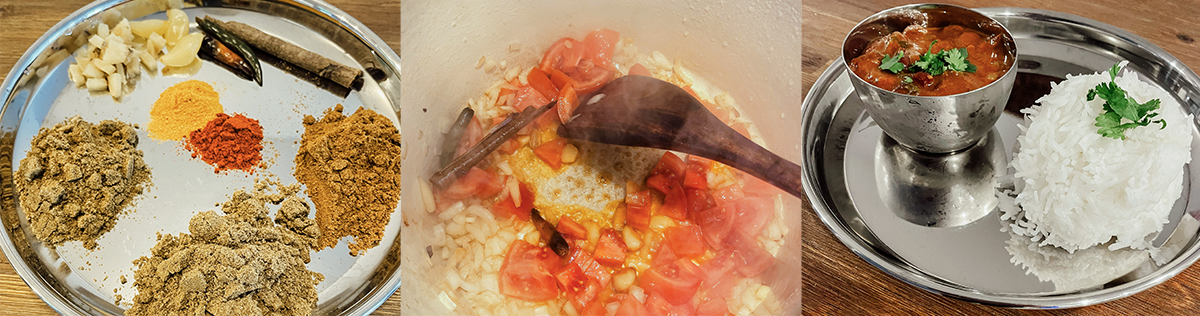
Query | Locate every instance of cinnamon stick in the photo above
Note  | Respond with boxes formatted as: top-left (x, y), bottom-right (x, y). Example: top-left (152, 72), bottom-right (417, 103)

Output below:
top-left (205, 17), bottom-right (364, 90)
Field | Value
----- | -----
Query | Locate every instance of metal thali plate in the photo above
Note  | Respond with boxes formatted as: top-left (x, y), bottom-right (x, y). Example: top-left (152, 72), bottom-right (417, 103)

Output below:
top-left (0, 0), bottom-right (400, 315)
top-left (801, 7), bottom-right (1200, 308)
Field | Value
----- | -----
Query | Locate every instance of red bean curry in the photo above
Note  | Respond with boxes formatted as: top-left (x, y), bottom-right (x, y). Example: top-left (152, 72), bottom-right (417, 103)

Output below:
top-left (849, 25), bottom-right (1013, 96)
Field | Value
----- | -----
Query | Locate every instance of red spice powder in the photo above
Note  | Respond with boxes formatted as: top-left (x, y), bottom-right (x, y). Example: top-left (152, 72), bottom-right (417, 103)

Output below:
top-left (185, 113), bottom-right (264, 173)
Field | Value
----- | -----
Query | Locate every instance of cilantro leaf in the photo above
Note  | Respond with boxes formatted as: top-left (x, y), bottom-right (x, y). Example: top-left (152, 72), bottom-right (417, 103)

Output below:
top-left (879, 54), bottom-right (905, 74)
top-left (1091, 63), bottom-right (1166, 139)
top-left (944, 48), bottom-right (976, 73)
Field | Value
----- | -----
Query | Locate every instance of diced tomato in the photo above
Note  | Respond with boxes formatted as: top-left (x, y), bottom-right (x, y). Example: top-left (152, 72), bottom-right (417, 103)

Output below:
top-left (692, 205), bottom-right (734, 250)
top-left (683, 157), bottom-right (709, 190)
top-left (646, 292), bottom-right (697, 316)
top-left (514, 86), bottom-right (551, 111)
top-left (534, 138), bottom-right (568, 170)
top-left (629, 63), bottom-right (652, 77)
top-left (557, 85), bottom-right (579, 124)
top-left (650, 152), bottom-right (686, 180)
top-left (685, 189), bottom-right (715, 218)
top-left (549, 68), bottom-right (577, 90)
top-left (499, 240), bottom-right (561, 301)
top-left (582, 28), bottom-right (621, 68)
top-left (594, 229), bottom-right (627, 267)
top-left (570, 243), bottom-right (613, 285)
top-left (569, 62), bottom-right (616, 95)
top-left (540, 38), bottom-right (584, 73)
top-left (712, 184), bottom-right (745, 206)
top-left (695, 252), bottom-right (738, 316)
top-left (651, 240), bottom-right (678, 269)
top-left (439, 167), bottom-right (494, 201)
top-left (477, 170), bottom-right (506, 199)
top-left (641, 258), bottom-right (704, 305)
top-left (453, 116), bottom-right (483, 159)
top-left (527, 67), bottom-right (559, 101)
top-left (664, 225), bottom-right (705, 258)
top-left (492, 181), bottom-right (535, 221)
top-left (615, 294), bottom-right (650, 316)
top-left (626, 190), bottom-right (653, 231)
top-left (733, 196), bottom-right (775, 238)
top-left (534, 105), bottom-right (560, 129)
top-left (555, 263), bottom-right (586, 296)
top-left (742, 174), bottom-right (784, 197)
top-left (556, 216), bottom-right (587, 239)
top-left (647, 175), bottom-right (687, 220)
top-left (723, 232), bottom-right (774, 278)
top-left (580, 298), bottom-right (607, 316)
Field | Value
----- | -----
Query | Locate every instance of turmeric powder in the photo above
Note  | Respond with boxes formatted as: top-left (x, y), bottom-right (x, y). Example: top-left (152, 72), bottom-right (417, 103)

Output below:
top-left (148, 80), bottom-right (224, 141)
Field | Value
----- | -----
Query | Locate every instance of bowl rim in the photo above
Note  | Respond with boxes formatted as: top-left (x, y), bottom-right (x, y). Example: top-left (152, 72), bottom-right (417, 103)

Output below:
top-left (840, 3), bottom-right (1020, 99)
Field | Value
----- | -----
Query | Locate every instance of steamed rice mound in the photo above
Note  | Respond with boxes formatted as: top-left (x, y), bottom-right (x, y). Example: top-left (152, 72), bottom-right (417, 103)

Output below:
top-left (1005, 67), bottom-right (1193, 253)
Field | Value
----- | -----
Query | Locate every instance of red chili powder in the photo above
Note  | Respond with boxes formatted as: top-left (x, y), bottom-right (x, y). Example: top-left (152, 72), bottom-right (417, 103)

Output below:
top-left (185, 113), bottom-right (264, 173)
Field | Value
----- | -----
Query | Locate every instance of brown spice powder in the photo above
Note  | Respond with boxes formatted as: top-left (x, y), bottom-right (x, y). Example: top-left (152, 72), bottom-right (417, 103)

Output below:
top-left (127, 180), bottom-right (323, 316)
top-left (148, 80), bottom-right (224, 141)
top-left (16, 117), bottom-right (151, 250)
top-left (295, 104), bottom-right (401, 254)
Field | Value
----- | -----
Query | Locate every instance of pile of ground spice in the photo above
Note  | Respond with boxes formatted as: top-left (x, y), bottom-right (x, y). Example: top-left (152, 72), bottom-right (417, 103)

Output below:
top-left (185, 113), bottom-right (265, 173)
top-left (127, 180), bottom-right (322, 316)
top-left (15, 117), bottom-right (151, 250)
top-left (295, 104), bottom-right (401, 255)
top-left (148, 80), bottom-right (224, 141)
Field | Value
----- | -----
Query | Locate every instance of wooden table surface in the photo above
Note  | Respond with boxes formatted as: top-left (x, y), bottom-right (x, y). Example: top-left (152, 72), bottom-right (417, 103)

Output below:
top-left (802, 0), bottom-right (1200, 315)
top-left (0, 1), bottom-right (400, 315)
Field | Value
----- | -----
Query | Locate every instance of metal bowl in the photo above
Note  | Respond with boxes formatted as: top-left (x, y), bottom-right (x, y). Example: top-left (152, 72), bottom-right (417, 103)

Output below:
top-left (0, 0), bottom-right (400, 315)
top-left (804, 8), bottom-right (1200, 308)
top-left (842, 4), bottom-right (1018, 154)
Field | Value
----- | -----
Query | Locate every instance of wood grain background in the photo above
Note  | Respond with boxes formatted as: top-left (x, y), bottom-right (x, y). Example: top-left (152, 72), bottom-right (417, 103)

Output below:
top-left (0, 0), bottom-right (401, 315)
top-left (803, 0), bottom-right (1200, 315)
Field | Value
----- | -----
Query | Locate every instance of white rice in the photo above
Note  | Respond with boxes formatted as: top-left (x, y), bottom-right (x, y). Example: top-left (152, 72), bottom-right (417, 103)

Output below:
top-left (1003, 63), bottom-right (1193, 254)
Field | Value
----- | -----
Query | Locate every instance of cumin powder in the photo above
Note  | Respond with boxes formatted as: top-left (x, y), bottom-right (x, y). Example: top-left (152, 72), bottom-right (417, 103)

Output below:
top-left (295, 104), bottom-right (401, 255)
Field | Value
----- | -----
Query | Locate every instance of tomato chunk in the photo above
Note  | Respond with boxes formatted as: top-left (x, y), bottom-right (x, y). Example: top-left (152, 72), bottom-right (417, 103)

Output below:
top-left (594, 229), bottom-right (627, 267)
top-left (664, 225), bottom-right (706, 259)
top-left (626, 190), bottom-right (653, 231)
top-left (692, 204), bottom-right (734, 250)
top-left (712, 184), bottom-right (745, 206)
top-left (499, 240), bottom-right (561, 301)
top-left (534, 138), bottom-right (568, 170)
top-left (439, 167), bottom-right (495, 201)
top-left (724, 232), bottom-right (774, 278)
top-left (492, 181), bottom-right (535, 221)
top-left (557, 85), bottom-right (578, 124)
top-left (650, 152), bottom-right (686, 180)
top-left (733, 196), bottom-right (775, 238)
top-left (641, 258), bottom-right (704, 305)
top-left (556, 216), bottom-right (587, 239)
top-left (582, 28), bottom-right (621, 68)
top-left (615, 293), bottom-right (650, 316)
top-left (685, 189), bottom-right (716, 218)
top-left (514, 85), bottom-right (550, 111)
top-left (527, 67), bottom-right (559, 101)
top-left (555, 263), bottom-right (586, 296)
top-left (683, 156), bottom-right (709, 190)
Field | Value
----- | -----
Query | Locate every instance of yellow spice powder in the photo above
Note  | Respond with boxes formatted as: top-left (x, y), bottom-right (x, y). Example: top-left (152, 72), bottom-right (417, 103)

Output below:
top-left (148, 80), bottom-right (224, 141)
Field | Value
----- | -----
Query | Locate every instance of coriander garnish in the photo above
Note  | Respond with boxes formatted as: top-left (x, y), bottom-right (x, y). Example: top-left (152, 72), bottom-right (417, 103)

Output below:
top-left (1091, 63), bottom-right (1165, 140)
top-left (880, 54), bottom-right (905, 73)
top-left (878, 40), bottom-right (978, 77)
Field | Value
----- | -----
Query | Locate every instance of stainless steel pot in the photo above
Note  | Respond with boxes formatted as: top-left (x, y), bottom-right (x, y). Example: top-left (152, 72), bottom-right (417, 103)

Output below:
top-left (400, 0), bottom-right (804, 314)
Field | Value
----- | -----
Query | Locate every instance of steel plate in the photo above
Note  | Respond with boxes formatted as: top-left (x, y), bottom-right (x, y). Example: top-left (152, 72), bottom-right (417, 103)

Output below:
top-left (0, 0), bottom-right (401, 315)
top-left (802, 7), bottom-right (1200, 308)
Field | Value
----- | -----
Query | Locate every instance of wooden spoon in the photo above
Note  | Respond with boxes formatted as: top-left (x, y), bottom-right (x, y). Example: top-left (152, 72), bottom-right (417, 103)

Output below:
top-left (558, 75), bottom-right (804, 198)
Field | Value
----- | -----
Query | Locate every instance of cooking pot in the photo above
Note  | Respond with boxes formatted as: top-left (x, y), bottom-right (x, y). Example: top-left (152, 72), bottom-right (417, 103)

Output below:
top-left (400, 0), bottom-right (804, 314)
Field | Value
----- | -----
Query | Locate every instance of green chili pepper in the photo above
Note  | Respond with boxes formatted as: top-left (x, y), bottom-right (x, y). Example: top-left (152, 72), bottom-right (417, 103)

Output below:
top-left (196, 17), bottom-right (262, 86)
